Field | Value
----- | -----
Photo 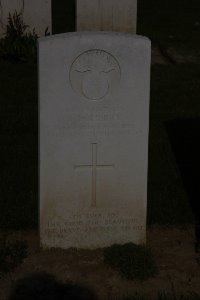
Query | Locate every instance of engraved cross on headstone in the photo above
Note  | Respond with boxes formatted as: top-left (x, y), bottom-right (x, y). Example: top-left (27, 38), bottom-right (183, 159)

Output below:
top-left (74, 143), bottom-right (114, 207)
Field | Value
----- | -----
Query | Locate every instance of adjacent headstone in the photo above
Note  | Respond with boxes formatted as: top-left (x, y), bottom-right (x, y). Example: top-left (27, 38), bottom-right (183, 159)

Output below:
top-left (0, 0), bottom-right (51, 37)
top-left (76, 0), bottom-right (137, 33)
top-left (39, 32), bottom-right (151, 249)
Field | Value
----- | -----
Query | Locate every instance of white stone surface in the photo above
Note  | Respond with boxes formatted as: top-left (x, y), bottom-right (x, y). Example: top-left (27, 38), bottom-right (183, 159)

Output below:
top-left (0, 0), bottom-right (51, 37)
top-left (39, 32), bottom-right (151, 249)
top-left (76, 0), bottom-right (137, 33)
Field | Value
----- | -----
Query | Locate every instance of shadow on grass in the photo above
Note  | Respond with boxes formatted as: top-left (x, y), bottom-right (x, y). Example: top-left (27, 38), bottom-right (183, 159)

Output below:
top-left (52, 0), bottom-right (75, 34)
top-left (103, 243), bottom-right (158, 281)
top-left (138, 0), bottom-right (200, 52)
top-left (122, 292), bottom-right (200, 300)
top-left (165, 118), bottom-right (200, 243)
top-left (147, 63), bottom-right (200, 225)
top-left (165, 118), bottom-right (200, 214)
top-left (0, 60), bottom-right (38, 230)
top-left (9, 272), bottom-right (97, 300)
top-left (8, 272), bottom-right (200, 300)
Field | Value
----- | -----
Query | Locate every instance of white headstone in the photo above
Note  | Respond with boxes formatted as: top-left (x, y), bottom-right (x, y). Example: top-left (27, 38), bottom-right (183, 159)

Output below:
top-left (39, 32), bottom-right (151, 249)
top-left (76, 0), bottom-right (137, 33)
top-left (0, 0), bottom-right (51, 37)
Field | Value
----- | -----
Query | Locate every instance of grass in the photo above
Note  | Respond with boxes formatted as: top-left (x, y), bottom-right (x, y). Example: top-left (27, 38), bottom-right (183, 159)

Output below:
top-left (120, 292), bottom-right (200, 300)
top-left (138, 0), bottom-right (200, 51)
top-left (148, 63), bottom-right (200, 224)
top-left (0, 59), bottom-right (38, 229)
top-left (0, 239), bottom-right (27, 274)
top-left (11, 273), bottom-right (199, 300)
top-left (8, 272), bottom-right (98, 300)
top-left (104, 243), bottom-right (158, 280)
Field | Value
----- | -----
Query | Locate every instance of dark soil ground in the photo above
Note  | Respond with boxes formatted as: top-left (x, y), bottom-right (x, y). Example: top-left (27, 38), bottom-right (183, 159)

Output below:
top-left (1, 226), bottom-right (200, 300)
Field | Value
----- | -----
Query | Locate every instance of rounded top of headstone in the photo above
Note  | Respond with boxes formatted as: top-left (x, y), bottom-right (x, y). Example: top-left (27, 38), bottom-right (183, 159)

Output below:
top-left (38, 31), bottom-right (151, 44)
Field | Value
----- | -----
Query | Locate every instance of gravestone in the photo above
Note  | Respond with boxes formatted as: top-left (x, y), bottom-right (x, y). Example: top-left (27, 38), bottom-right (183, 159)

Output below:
top-left (39, 32), bottom-right (151, 249)
top-left (76, 0), bottom-right (137, 33)
top-left (0, 0), bottom-right (51, 37)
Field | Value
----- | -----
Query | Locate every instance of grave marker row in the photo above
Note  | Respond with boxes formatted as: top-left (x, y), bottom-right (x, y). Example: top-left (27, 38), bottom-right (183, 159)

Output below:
top-left (0, 0), bottom-right (137, 37)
